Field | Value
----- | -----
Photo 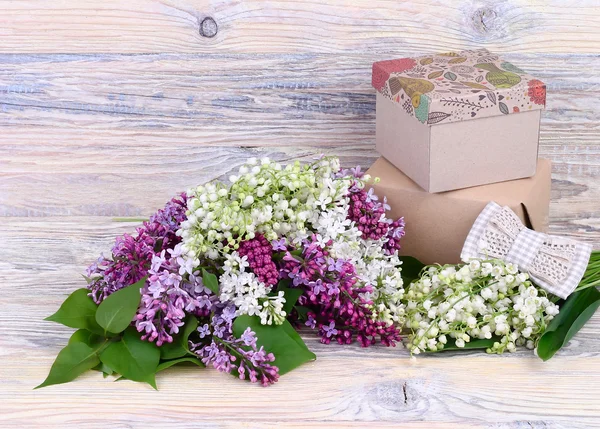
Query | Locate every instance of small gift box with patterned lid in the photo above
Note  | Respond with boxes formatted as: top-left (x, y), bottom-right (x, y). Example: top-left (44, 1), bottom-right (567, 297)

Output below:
top-left (372, 48), bottom-right (546, 193)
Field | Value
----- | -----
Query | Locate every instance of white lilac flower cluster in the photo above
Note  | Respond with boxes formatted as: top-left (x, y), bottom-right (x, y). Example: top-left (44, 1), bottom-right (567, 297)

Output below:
top-left (219, 252), bottom-right (286, 325)
top-left (404, 259), bottom-right (560, 355)
top-left (177, 157), bottom-right (350, 262)
top-left (329, 228), bottom-right (406, 326)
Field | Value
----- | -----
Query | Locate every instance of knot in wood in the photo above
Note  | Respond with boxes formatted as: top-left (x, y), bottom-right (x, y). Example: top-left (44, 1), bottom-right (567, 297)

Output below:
top-left (471, 6), bottom-right (499, 35)
top-left (200, 17), bottom-right (218, 38)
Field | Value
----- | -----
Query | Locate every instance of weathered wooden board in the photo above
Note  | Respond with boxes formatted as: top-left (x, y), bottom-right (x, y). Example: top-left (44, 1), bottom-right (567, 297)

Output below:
top-left (2, 0), bottom-right (600, 427)
top-left (1, 0), bottom-right (600, 54)
top-left (0, 53), bottom-right (598, 145)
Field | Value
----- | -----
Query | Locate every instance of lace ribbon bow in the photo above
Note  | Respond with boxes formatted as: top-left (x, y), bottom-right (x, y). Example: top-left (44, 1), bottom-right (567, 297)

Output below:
top-left (461, 201), bottom-right (592, 299)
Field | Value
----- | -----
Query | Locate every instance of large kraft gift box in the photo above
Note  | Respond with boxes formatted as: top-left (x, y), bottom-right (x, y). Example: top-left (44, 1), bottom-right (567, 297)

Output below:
top-left (372, 48), bottom-right (546, 193)
top-left (367, 157), bottom-right (552, 264)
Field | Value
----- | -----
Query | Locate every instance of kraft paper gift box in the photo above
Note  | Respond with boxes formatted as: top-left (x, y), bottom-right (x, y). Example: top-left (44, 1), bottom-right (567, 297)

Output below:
top-left (366, 157), bottom-right (552, 265)
top-left (372, 48), bottom-right (546, 193)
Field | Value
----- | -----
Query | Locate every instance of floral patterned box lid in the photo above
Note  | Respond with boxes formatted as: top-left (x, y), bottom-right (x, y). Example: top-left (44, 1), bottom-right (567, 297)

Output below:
top-left (372, 48), bottom-right (546, 125)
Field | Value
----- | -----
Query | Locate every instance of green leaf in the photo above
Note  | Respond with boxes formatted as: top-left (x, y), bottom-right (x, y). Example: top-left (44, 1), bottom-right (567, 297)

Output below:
top-left (92, 362), bottom-right (114, 377)
top-left (202, 269), bottom-right (220, 295)
top-left (281, 288), bottom-right (303, 315)
top-left (68, 329), bottom-right (105, 348)
top-left (156, 357), bottom-right (205, 373)
top-left (280, 318), bottom-right (312, 351)
top-left (68, 329), bottom-right (113, 375)
top-left (436, 337), bottom-right (497, 352)
top-left (294, 305), bottom-right (309, 321)
top-left (276, 278), bottom-right (291, 289)
top-left (35, 342), bottom-right (100, 389)
top-left (95, 277), bottom-right (146, 335)
top-left (399, 256), bottom-right (426, 284)
top-left (99, 327), bottom-right (160, 389)
top-left (233, 316), bottom-right (316, 375)
top-left (160, 316), bottom-right (199, 360)
top-left (45, 289), bottom-right (103, 335)
top-left (537, 287), bottom-right (600, 361)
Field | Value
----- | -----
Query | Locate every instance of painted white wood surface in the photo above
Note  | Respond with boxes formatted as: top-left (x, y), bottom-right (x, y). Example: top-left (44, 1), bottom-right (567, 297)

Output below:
top-left (1, 1), bottom-right (600, 427)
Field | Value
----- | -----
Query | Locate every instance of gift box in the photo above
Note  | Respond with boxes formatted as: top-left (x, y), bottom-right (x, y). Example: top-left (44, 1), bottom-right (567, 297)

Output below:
top-left (372, 48), bottom-right (546, 193)
top-left (366, 157), bottom-right (551, 265)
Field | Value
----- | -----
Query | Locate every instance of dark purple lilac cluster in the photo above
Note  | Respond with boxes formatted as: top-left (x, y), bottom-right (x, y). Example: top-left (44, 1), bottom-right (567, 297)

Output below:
top-left (86, 194), bottom-right (188, 304)
top-left (347, 185), bottom-right (405, 255)
top-left (237, 234), bottom-right (279, 287)
top-left (280, 235), bottom-right (402, 347)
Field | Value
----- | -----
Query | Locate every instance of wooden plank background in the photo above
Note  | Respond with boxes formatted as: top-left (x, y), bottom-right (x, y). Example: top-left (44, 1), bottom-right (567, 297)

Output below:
top-left (1, 1), bottom-right (600, 427)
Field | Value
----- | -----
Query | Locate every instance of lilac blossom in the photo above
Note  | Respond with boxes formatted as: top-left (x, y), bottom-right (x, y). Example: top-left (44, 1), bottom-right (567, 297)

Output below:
top-left (237, 234), bottom-right (279, 286)
top-left (86, 193), bottom-right (188, 303)
top-left (346, 182), bottom-right (405, 254)
top-left (135, 244), bottom-right (215, 346)
top-left (280, 234), bottom-right (402, 347)
top-left (191, 305), bottom-right (280, 386)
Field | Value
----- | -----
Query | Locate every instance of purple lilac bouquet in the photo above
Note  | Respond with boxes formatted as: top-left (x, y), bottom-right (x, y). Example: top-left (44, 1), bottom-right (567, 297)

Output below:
top-left (39, 156), bottom-right (407, 389)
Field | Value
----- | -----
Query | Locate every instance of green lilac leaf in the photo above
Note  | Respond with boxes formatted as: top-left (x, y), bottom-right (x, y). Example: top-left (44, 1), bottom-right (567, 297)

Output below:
top-left (276, 279), bottom-right (291, 289)
top-left (280, 317), bottom-right (312, 352)
top-left (281, 288), bottom-right (303, 315)
top-left (92, 362), bottom-right (114, 377)
top-left (99, 327), bottom-right (160, 389)
top-left (68, 329), bottom-right (105, 349)
top-left (160, 316), bottom-right (199, 360)
top-left (68, 330), bottom-right (113, 375)
top-left (294, 305), bottom-right (309, 321)
top-left (233, 315), bottom-right (316, 375)
top-left (156, 357), bottom-right (205, 373)
top-left (45, 288), bottom-right (103, 335)
top-left (537, 287), bottom-right (600, 361)
top-left (398, 256), bottom-right (426, 285)
top-left (95, 277), bottom-right (146, 335)
top-left (35, 342), bottom-right (101, 389)
top-left (202, 269), bottom-right (220, 295)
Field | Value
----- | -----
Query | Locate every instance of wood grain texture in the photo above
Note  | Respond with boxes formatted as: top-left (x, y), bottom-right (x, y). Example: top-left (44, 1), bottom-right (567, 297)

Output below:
top-left (0, 53), bottom-right (598, 146)
top-left (1, 0), bottom-right (600, 427)
top-left (1, 0), bottom-right (600, 54)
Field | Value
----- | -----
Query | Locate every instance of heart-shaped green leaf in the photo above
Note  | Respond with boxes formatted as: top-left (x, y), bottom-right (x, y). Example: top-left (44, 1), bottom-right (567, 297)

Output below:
top-left (92, 362), bottom-right (115, 377)
top-left (398, 256), bottom-right (426, 284)
top-left (537, 287), bottom-right (600, 361)
top-left (160, 316), bottom-right (199, 360)
top-left (99, 327), bottom-right (160, 389)
top-left (45, 289), bottom-right (103, 335)
top-left (68, 329), bottom-right (112, 376)
top-left (156, 357), bottom-right (205, 373)
top-left (35, 342), bottom-right (101, 389)
top-left (95, 277), bottom-right (146, 335)
top-left (280, 288), bottom-right (303, 315)
top-left (68, 329), bottom-right (105, 348)
top-left (233, 316), bottom-right (315, 375)
top-left (294, 305), bottom-right (309, 321)
top-left (202, 269), bottom-right (220, 295)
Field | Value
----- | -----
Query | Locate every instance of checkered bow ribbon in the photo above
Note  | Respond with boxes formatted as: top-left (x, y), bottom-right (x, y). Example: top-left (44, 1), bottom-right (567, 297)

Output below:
top-left (461, 202), bottom-right (592, 299)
